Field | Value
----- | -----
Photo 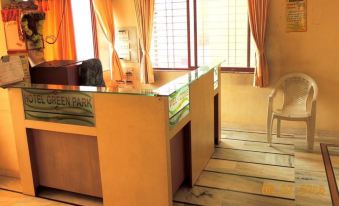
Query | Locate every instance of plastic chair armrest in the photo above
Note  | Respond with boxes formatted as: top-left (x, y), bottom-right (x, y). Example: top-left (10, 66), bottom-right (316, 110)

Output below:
top-left (269, 89), bottom-right (278, 101)
top-left (312, 92), bottom-right (318, 102)
top-left (311, 100), bottom-right (317, 111)
top-left (268, 93), bottom-right (274, 111)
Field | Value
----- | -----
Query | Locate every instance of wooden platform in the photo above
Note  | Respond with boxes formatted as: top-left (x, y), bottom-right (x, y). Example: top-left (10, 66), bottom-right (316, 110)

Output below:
top-left (173, 129), bottom-right (335, 206)
top-left (0, 129), bottom-right (336, 206)
top-left (38, 187), bottom-right (103, 206)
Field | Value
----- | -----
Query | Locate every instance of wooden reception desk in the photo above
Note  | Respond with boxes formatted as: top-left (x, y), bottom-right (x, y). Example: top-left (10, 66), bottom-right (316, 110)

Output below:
top-left (6, 63), bottom-right (221, 206)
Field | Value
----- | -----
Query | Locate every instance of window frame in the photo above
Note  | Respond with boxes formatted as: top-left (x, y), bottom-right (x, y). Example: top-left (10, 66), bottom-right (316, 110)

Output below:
top-left (89, 0), bottom-right (99, 59)
top-left (221, 22), bottom-right (255, 73)
top-left (152, 0), bottom-right (255, 73)
top-left (151, 0), bottom-right (193, 71)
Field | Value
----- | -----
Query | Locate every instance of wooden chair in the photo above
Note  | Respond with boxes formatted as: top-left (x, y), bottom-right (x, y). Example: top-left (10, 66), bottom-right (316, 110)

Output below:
top-left (267, 73), bottom-right (318, 150)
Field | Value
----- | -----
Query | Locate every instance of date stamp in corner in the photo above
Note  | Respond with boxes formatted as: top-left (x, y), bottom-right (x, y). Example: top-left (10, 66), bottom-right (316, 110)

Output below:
top-left (262, 184), bottom-right (326, 196)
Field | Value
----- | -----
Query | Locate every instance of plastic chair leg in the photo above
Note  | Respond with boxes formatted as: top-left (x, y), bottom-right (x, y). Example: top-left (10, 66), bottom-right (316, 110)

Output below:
top-left (307, 118), bottom-right (315, 150)
top-left (277, 119), bottom-right (281, 138)
top-left (267, 116), bottom-right (274, 146)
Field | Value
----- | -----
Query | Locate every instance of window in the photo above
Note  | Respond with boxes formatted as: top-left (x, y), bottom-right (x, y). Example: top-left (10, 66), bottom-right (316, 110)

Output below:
top-left (151, 0), bottom-right (256, 70)
top-left (151, 0), bottom-right (189, 69)
top-left (197, 0), bottom-right (256, 68)
top-left (71, 0), bottom-right (95, 61)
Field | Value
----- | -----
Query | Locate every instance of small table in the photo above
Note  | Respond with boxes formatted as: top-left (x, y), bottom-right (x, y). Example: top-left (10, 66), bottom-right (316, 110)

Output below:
top-left (30, 60), bottom-right (82, 85)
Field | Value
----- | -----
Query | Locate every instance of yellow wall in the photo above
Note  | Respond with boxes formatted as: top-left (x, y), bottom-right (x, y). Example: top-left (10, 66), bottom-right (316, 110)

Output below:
top-left (0, 88), bottom-right (19, 177)
top-left (112, 0), bottom-right (339, 136)
top-left (0, 3), bottom-right (20, 177)
top-left (113, 0), bottom-right (137, 28)
top-left (0, 2), bottom-right (7, 56)
top-left (222, 0), bottom-right (339, 135)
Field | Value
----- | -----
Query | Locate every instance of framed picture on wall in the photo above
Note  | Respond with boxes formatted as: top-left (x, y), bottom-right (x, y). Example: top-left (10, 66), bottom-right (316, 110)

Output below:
top-left (116, 27), bottom-right (139, 63)
top-left (286, 0), bottom-right (307, 32)
top-left (21, 12), bottom-right (45, 50)
top-left (1, 8), bottom-right (27, 53)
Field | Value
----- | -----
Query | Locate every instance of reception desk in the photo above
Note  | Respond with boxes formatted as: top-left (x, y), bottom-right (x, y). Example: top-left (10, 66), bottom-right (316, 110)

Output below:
top-left (5, 63), bottom-right (221, 206)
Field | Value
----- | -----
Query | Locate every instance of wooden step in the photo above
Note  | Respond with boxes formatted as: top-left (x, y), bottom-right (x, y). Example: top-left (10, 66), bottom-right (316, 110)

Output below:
top-left (173, 202), bottom-right (200, 206)
top-left (205, 159), bottom-right (295, 182)
top-left (38, 187), bottom-right (103, 206)
top-left (213, 148), bottom-right (294, 168)
top-left (221, 130), bottom-right (294, 145)
top-left (218, 139), bottom-right (295, 155)
top-left (196, 171), bottom-right (295, 200)
top-left (174, 185), bottom-right (295, 206)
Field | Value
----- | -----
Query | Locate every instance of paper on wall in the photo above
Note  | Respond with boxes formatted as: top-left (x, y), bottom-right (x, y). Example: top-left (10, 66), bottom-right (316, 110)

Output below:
top-left (0, 56), bottom-right (24, 86)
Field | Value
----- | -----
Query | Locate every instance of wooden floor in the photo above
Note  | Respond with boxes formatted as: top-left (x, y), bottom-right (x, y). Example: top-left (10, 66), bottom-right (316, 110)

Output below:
top-left (0, 129), bottom-right (336, 206)
top-left (0, 189), bottom-right (70, 206)
top-left (0, 175), bottom-right (22, 193)
top-left (0, 176), bottom-right (102, 206)
top-left (173, 129), bottom-right (335, 206)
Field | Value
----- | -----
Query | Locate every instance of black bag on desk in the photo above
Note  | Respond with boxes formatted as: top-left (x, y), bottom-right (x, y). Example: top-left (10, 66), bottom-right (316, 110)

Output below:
top-left (79, 58), bottom-right (106, 87)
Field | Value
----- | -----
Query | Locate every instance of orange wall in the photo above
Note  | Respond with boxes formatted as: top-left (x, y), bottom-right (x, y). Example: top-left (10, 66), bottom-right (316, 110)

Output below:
top-left (222, 0), bottom-right (339, 136)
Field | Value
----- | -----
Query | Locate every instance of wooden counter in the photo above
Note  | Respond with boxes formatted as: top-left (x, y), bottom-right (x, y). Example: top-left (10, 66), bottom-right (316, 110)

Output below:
top-left (6, 64), bottom-right (221, 206)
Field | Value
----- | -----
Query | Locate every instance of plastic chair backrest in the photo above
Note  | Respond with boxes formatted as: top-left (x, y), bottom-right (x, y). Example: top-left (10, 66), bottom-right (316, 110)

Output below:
top-left (276, 73), bottom-right (318, 110)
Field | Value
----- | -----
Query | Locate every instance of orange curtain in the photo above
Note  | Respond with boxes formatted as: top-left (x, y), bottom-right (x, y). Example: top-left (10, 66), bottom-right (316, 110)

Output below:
top-left (134, 0), bottom-right (155, 84)
top-left (248, 0), bottom-right (269, 87)
top-left (43, 0), bottom-right (76, 61)
top-left (35, 0), bottom-right (49, 12)
top-left (92, 0), bottom-right (123, 81)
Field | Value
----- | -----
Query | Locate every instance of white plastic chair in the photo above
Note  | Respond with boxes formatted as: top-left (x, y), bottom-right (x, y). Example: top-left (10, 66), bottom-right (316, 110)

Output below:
top-left (267, 73), bottom-right (318, 150)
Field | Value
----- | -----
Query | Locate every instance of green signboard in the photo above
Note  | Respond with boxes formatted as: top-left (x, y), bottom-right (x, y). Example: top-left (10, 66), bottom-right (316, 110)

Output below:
top-left (168, 86), bottom-right (189, 119)
top-left (168, 85), bottom-right (190, 127)
top-left (22, 89), bottom-right (95, 127)
top-left (169, 105), bottom-right (190, 127)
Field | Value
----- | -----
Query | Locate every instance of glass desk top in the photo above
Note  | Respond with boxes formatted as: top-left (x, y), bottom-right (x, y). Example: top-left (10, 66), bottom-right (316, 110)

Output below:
top-left (5, 62), bottom-right (223, 97)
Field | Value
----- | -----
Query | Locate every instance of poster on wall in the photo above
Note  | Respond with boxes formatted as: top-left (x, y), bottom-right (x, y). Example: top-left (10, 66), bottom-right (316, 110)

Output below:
top-left (4, 22), bottom-right (27, 52)
top-left (286, 0), bottom-right (307, 32)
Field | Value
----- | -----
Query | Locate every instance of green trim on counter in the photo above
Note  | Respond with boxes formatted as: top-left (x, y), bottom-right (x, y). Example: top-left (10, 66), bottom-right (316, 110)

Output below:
top-left (169, 105), bottom-right (190, 127)
top-left (169, 86), bottom-right (190, 118)
top-left (25, 111), bottom-right (95, 127)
